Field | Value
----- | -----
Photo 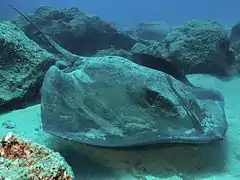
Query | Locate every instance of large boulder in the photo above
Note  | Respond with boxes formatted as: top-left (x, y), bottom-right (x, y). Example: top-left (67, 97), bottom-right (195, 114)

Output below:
top-left (11, 6), bottom-right (138, 56)
top-left (222, 22), bottom-right (240, 75)
top-left (0, 21), bottom-right (57, 112)
top-left (138, 20), bottom-right (235, 76)
top-left (229, 22), bottom-right (240, 74)
top-left (40, 56), bottom-right (227, 147)
top-left (229, 22), bottom-right (240, 55)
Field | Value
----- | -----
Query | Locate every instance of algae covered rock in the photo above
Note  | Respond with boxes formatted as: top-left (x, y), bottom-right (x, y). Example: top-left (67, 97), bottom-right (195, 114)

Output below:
top-left (140, 20), bottom-right (235, 76)
top-left (12, 6), bottom-right (137, 56)
top-left (40, 56), bottom-right (227, 147)
top-left (0, 21), bottom-right (57, 112)
top-left (0, 132), bottom-right (74, 179)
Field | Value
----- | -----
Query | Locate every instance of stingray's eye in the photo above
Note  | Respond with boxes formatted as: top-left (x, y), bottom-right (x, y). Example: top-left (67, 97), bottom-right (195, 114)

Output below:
top-left (144, 89), bottom-right (161, 106)
top-left (141, 88), bottom-right (180, 117)
top-left (144, 89), bottom-right (173, 109)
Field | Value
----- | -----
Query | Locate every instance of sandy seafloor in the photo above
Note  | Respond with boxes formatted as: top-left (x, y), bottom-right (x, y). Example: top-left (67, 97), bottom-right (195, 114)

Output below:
top-left (0, 74), bottom-right (240, 180)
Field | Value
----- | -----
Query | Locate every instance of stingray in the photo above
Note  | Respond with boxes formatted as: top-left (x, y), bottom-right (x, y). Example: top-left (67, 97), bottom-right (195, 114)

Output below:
top-left (9, 4), bottom-right (227, 146)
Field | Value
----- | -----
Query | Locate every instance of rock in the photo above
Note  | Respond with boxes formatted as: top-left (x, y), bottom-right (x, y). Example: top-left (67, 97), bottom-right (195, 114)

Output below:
top-left (226, 22), bottom-right (240, 76)
top-left (122, 21), bottom-right (172, 42)
top-left (227, 53), bottom-right (240, 76)
top-left (40, 56), bottom-right (227, 147)
top-left (130, 42), bottom-right (148, 54)
top-left (94, 47), bottom-right (131, 58)
top-left (2, 120), bottom-right (16, 129)
top-left (121, 26), bottom-right (137, 37)
top-left (231, 41), bottom-right (240, 55)
top-left (230, 22), bottom-right (240, 54)
top-left (136, 21), bottom-right (172, 41)
top-left (140, 20), bottom-right (235, 76)
top-left (230, 22), bottom-right (240, 44)
top-left (0, 21), bottom-right (57, 112)
top-left (11, 6), bottom-right (138, 56)
top-left (0, 132), bottom-right (74, 179)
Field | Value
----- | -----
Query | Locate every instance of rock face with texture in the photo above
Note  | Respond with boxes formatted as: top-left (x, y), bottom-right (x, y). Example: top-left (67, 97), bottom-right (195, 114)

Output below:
top-left (12, 6), bottom-right (138, 56)
top-left (40, 56), bottom-right (227, 147)
top-left (230, 22), bottom-right (240, 55)
top-left (226, 22), bottom-right (240, 75)
top-left (0, 21), bottom-right (57, 112)
top-left (0, 132), bottom-right (74, 179)
top-left (230, 21), bottom-right (240, 51)
top-left (138, 20), bottom-right (235, 76)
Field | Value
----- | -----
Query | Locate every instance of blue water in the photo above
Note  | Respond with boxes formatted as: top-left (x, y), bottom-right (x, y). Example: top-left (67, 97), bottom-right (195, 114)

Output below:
top-left (1, 0), bottom-right (239, 27)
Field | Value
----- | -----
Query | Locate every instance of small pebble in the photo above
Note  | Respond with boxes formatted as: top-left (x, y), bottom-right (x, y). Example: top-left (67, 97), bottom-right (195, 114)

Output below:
top-left (2, 120), bottom-right (16, 129)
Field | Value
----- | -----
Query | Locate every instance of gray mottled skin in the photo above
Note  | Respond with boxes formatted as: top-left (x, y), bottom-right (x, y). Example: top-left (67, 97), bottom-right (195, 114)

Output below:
top-left (41, 56), bottom-right (227, 147)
